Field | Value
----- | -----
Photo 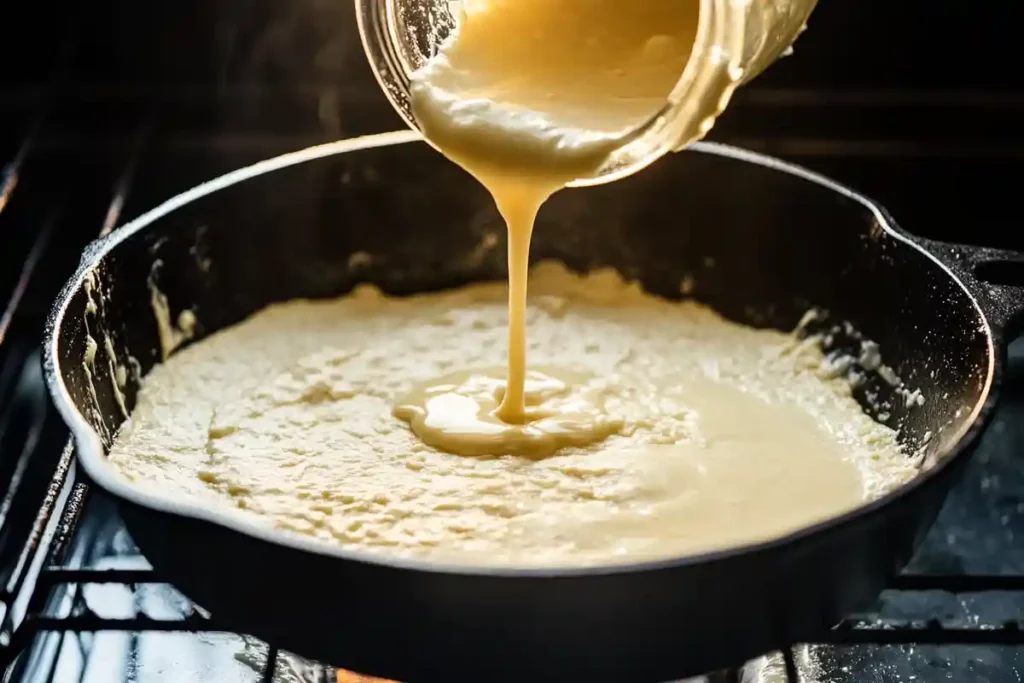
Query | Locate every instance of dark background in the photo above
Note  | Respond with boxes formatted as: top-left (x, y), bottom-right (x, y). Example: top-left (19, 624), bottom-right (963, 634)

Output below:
top-left (1, 0), bottom-right (1022, 245)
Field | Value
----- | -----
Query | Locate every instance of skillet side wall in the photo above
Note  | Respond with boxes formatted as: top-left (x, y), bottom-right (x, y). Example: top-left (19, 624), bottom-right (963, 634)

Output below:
top-left (54, 142), bottom-right (992, 681)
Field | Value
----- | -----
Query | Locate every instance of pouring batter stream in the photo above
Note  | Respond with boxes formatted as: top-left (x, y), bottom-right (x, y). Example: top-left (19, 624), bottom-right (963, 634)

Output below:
top-left (396, 0), bottom-right (699, 454)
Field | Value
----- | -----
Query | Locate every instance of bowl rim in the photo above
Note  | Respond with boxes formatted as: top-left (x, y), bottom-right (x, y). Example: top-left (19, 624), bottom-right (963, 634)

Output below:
top-left (43, 129), bottom-right (1000, 578)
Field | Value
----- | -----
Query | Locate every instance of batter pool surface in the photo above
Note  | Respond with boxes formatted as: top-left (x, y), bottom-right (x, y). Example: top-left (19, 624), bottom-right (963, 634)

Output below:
top-left (107, 264), bottom-right (916, 567)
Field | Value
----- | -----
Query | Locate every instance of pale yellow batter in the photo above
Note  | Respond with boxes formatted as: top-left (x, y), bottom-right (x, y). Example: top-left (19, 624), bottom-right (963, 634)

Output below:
top-left (410, 0), bottom-right (698, 430)
top-left (107, 264), bottom-right (916, 567)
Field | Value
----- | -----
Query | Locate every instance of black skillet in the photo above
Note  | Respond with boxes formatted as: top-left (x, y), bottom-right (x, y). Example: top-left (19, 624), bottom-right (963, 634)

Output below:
top-left (44, 130), bottom-right (1024, 682)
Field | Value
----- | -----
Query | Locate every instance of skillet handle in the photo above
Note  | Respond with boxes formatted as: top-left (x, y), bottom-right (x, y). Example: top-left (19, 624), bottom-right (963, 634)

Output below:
top-left (916, 237), bottom-right (1024, 339)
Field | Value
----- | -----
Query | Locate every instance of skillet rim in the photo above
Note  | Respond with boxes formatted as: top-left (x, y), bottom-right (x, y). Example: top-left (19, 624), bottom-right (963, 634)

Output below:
top-left (42, 129), bottom-right (1001, 578)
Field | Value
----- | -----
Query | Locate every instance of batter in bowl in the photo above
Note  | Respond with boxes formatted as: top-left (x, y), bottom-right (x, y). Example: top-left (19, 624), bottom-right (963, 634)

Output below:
top-left (107, 263), bottom-right (916, 567)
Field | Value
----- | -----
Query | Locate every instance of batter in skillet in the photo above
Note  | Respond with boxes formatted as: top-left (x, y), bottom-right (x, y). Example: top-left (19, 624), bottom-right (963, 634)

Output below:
top-left (107, 263), bottom-right (915, 567)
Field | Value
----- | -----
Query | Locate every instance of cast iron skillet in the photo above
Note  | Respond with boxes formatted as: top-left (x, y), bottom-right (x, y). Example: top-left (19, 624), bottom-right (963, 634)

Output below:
top-left (44, 130), bottom-right (1024, 682)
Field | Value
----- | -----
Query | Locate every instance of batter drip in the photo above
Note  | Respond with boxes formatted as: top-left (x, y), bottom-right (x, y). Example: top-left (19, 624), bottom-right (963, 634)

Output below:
top-left (407, 0), bottom-right (699, 438)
